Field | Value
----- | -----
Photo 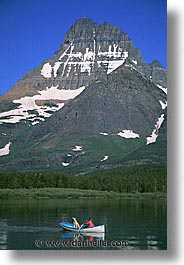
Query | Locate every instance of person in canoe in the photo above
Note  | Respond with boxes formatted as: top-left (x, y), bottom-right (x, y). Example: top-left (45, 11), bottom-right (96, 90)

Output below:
top-left (83, 217), bottom-right (95, 228)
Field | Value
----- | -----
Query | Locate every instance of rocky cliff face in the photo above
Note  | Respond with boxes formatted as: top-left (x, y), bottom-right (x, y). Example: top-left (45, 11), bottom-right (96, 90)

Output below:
top-left (27, 59), bottom-right (166, 142)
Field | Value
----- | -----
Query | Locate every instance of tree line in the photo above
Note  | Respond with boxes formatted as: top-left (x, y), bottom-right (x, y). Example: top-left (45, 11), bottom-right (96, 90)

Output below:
top-left (0, 165), bottom-right (167, 193)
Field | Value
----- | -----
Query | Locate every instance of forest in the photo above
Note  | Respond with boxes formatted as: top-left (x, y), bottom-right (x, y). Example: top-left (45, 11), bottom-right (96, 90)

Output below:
top-left (0, 165), bottom-right (166, 194)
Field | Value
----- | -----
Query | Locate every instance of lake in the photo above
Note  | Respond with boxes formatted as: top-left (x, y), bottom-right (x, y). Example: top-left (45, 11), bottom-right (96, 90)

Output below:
top-left (0, 197), bottom-right (167, 250)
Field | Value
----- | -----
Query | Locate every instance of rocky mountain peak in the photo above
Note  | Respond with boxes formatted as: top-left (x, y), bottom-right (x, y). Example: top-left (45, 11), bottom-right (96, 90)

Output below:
top-left (0, 18), bottom-right (167, 128)
top-left (73, 17), bottom-right (97, 28)
top-left (0, 18), bottom-right (167, 172)
top-left (150, 60), bottom-right (163, 69)
top-left (57, 18), bottom-right (133, 57)
top-left (149, 60), bottom-right (166, 87)
top-left (62, 17), bottom-right (98, 45)
top-left (1, 18), bottom-right (167, 104)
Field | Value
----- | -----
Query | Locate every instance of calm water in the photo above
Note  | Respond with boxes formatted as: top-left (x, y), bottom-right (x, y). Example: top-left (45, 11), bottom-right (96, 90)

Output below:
top-left (0, 198), bottom-right (167, 250)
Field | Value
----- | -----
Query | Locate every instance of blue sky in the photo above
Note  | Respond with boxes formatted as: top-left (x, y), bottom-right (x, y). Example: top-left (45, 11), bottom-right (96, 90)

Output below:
top-left (0, 0), bottom-right (167, 95)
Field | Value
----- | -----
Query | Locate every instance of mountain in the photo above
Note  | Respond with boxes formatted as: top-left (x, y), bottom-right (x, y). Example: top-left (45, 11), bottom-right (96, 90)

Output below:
top-left (0, 18), bottom-right (167, 174)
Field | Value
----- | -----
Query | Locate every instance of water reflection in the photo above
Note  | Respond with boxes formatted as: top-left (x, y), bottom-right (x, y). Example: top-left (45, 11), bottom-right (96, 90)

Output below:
top-left (60, 232), bottom-right (105, 241)
top-left (0, 198), bottom-right (167, 250)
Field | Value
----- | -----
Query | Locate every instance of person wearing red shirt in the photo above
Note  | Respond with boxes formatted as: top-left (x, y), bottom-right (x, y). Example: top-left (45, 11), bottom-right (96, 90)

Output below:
top-left (84, 217), bottom-right (94, 228)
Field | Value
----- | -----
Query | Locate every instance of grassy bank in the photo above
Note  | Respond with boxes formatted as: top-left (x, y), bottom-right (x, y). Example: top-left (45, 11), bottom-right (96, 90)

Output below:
top-left (0, 188), bottom-right (166, 199)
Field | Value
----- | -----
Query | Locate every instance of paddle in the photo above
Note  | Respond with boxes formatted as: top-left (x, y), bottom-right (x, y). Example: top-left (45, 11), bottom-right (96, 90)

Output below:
top-left (79, 223), bottom-right (84, 231)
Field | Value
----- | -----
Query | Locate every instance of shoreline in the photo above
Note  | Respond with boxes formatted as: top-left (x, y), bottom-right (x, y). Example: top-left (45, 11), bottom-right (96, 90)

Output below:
top-left (0, 188), bottom-right (166, 199)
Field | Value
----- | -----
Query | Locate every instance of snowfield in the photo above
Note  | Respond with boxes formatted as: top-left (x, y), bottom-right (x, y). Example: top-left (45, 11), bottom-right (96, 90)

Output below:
top-left (157, 84), bottom-right (167, 95)
top-left (41, 42), bottom-right (128, 78)
top-left (117, 130), bottom-right (140, 139)
top-left (72, 145), bottom-right (83, 151)
top-left (0, 142), bottom-right (12, 156)
top-left (159, 100), bottom-right (167, 110)
top-left (101, 155), bottom-right (109, 162)
top-left (0, 86), bottom-right (85, 125)
top-left (146, 114), bottom-right (165, 145)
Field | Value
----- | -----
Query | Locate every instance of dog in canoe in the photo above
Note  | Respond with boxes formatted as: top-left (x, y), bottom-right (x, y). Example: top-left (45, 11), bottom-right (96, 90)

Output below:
top-left (72, 217), bottom-right (80, 229)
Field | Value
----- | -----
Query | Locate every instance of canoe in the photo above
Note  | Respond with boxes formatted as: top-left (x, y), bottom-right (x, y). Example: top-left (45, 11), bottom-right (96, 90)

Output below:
top-left (59, 221), bottom-right (105, 233)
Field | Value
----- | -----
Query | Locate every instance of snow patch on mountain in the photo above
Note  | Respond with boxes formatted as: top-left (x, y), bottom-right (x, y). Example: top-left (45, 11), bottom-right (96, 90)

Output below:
top-left (0, 86), bottom-right (85, 125)
top-left (159, 100), bottom-right (167, 110)
top-left (42, 42), bottom-right (128, 78)
top-left (0, 142), bottom-right (12, 156)
top-left (117, 130), bottom-right (140, 139)
top-left (100, 132), bottom-right (109, 136)
top-left (106, 60), bottom-right (126, 74)
top-left (41, 63), bottom-right (52, 78)
top-left (37, 86), bottom-right (85, 100)
top-left (98, 44), bottom-right (126, 58)
top-left (53, 62), bottom-right (62, 77)
top-left (101, 156), bottom-right (108, 162)
top-left (146, 114), bottom-right (165, 145)
top-left (84, 47), bottom-right (95, 61)
top-left (31, 121), bottom-right (40, 126)
top-left (72, 145), bottom-right (83, 151)
top-left (157, 85), bottom-right (167, 95)
top-left (62, 162), bottom-right (70, 167)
